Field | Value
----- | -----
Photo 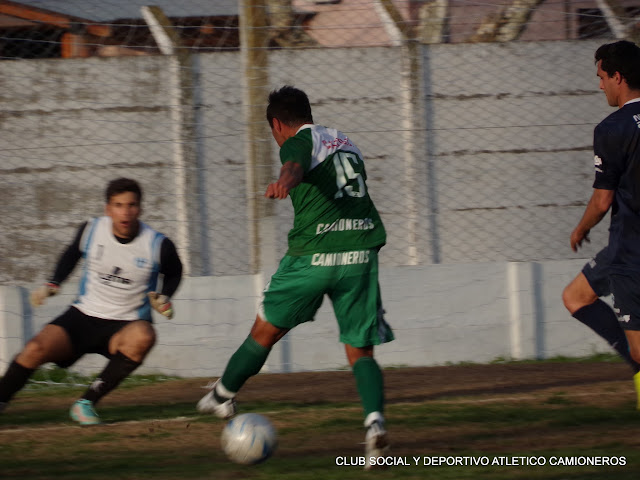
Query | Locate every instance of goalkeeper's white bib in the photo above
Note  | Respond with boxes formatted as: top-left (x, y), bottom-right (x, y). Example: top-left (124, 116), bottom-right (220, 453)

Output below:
top-left (73, 216), bottom-right (165, 321)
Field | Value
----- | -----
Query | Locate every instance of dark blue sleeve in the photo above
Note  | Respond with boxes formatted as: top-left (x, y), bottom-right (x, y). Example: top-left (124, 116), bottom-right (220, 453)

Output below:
top-left (159, 237), bottom-right (182, 297)
top-left (49, 222), bottom-right (87, 285)
top-left (592, 123), bottom-right (623, 191)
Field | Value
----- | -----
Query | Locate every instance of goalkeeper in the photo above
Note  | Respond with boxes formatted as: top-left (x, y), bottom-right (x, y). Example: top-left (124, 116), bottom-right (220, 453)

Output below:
top-left (0, 178), bottom-right (182, 425)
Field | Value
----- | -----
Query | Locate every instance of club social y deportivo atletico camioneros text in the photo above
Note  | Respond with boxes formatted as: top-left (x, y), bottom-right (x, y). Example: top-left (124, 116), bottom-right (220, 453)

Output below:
top-left (335, 455), bottom-right (627, 468)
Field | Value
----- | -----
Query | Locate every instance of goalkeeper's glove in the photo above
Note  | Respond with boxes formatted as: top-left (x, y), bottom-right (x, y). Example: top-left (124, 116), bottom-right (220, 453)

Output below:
top-left (148, 292), bottom-right (174, 319)
top-left (30, 282), bottom-right (60, 307)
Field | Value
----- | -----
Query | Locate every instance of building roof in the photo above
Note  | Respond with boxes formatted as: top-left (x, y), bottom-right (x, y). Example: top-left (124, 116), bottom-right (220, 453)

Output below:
top-left (11, 0), bottom-right (239, 22)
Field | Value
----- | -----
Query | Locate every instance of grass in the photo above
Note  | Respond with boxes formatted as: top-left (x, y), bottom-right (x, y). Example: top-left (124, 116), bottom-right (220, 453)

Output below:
top-left (23, 352), bottom-right (626, 390)
top-left (25, 366), bottom-right (179, 391)
top-left (488, 352), bottom-right (625, 365)
top-left (1, 360), bottom-right (639, 479)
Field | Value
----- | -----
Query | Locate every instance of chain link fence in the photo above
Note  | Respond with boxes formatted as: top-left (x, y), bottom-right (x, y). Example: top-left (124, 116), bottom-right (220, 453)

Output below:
top-left (0, 0), bottom-right (631, 285)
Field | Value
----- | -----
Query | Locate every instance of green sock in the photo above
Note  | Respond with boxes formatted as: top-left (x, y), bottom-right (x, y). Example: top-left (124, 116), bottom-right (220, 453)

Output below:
top-left (352, 356), bottom-right (384, 418)
top-left (220, 335), bottom-right (271, 393)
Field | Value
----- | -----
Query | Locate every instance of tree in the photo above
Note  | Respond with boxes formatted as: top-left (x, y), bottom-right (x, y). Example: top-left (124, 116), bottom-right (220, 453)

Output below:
top-left (468, 0), bottom-right (545, 42)
top-left (595, 0), bottom-right (640, 44)
top-left (417, 0), bottom-right (448, 44)
top-left (467, 0), bottom-right (640, 43)
top-left (267, 0), bottom-right (316, 47)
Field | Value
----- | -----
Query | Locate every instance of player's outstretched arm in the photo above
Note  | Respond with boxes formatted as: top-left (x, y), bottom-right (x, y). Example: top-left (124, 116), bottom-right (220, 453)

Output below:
top-left (30, 222), bottom-right (85, 307)
top-left (570, 188), bottom-right (614, 252)
top-left (265, 162), bottom-right (304, 199)
top-left (30, 282), bottom-right (60, 306)
top-left (148, 237), bottom-right (183, 319)
top-left (148, 292), bottom-right (174, 318)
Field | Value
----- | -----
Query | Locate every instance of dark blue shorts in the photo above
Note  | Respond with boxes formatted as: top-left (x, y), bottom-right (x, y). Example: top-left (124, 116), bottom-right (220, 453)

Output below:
top-left (50, 306), bottom-right (133, 367)
top-left (581, 247), bottom-right (612, 297)
top-left (610, 273), bottom-right (640, 331)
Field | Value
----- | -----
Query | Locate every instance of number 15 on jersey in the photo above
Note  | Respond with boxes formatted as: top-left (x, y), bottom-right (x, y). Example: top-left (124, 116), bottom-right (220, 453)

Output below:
top-left (333, 151), bottom-right (367, 199)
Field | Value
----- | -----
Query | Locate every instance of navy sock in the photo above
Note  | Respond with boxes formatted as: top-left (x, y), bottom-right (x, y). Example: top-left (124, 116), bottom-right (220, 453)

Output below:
top-left (0, 360), bottom-right (35, 403)
top-left (82, 352), bottom-right (141, 404)
top-left (573, 299), bottom-right (640, 373)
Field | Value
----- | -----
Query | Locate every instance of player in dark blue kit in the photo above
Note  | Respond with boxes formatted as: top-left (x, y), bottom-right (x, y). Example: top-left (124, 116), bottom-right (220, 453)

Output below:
top-left (563, 245), bottom-right (640, 377)
top-left (569, 40), bottom-right (640, 408)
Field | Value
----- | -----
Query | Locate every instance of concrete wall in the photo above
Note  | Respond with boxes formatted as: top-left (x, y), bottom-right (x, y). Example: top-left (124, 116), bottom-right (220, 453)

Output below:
top-left (0, 40), bottom-right (618, 378)
top-left (423, 41), bottom-right (611, 263)
top-left (0, 259), bottom-right (613, 377)
top-left (0, 40), bottom-right (613, 285)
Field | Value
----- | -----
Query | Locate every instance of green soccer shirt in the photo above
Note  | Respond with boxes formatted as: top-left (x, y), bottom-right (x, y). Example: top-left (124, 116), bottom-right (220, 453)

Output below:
top-left (279, 124), bottom-right (386, 256)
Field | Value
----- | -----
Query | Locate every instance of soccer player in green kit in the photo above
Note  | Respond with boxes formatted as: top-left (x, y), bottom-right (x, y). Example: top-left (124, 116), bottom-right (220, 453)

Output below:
top-left (198, 86), bottom-right (394, 466)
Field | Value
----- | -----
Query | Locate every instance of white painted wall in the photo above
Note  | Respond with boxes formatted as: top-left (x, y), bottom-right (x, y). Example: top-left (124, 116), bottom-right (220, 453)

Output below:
top-left (0, 259), bottom-right (613, 377)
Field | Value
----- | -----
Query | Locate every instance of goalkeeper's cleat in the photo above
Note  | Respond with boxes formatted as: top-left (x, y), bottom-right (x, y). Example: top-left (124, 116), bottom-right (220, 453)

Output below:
top-left (363, 414), bottom-right (390, 471)
top-left (197, 380), bottom-right (236, 419)
top-left (634, 372), bottom-right (640, 410)
top-left (70, 399), bottom-right (101, 425)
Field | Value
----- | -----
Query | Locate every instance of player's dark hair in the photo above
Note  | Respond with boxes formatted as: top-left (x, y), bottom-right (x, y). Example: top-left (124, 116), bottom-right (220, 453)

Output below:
top-left (595, 40), bottom-right (640, 90)
top-left (266, 85), bottom-right (314, 128)
top-left (105, 178), bottom-right (142, 203)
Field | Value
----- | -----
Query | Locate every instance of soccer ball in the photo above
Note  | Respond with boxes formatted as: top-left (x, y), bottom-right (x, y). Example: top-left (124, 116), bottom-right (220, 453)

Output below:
top-left (220, 413), bottom-right (278, 465)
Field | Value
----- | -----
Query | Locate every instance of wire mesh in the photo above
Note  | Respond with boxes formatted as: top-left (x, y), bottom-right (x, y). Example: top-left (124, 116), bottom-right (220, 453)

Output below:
top-left (0, 0), bottom-right (633, 285)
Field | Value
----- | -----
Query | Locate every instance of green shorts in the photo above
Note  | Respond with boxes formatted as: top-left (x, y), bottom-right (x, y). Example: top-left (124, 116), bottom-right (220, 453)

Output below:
top-left (259, 249), bottom-right (394, 348)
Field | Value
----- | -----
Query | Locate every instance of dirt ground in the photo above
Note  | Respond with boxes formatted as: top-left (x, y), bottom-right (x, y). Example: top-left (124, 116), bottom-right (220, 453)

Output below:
top-left (115, 362), bottom-right (640, 457)
top-left (6, 361), bottom-right (635, 412)
top-left (2, 361), bottom-right (640, 477)
top-left (104, 361), bottom-right (638, 407)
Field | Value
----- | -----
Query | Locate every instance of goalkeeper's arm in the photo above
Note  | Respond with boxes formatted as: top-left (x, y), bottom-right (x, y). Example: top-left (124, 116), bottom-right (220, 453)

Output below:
top-left (31, 222), bottom-right (85, 306)
top-left (148, 238), bottom-right (183, 318)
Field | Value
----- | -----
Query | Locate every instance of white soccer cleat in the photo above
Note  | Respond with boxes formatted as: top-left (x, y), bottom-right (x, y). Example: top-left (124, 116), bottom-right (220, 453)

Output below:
top-left (197, 380), bottom-right (237, 419)
top-left (363, 414), bottom-right (390, 471)
top-left (69, 399), bottom-right (101, 425)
